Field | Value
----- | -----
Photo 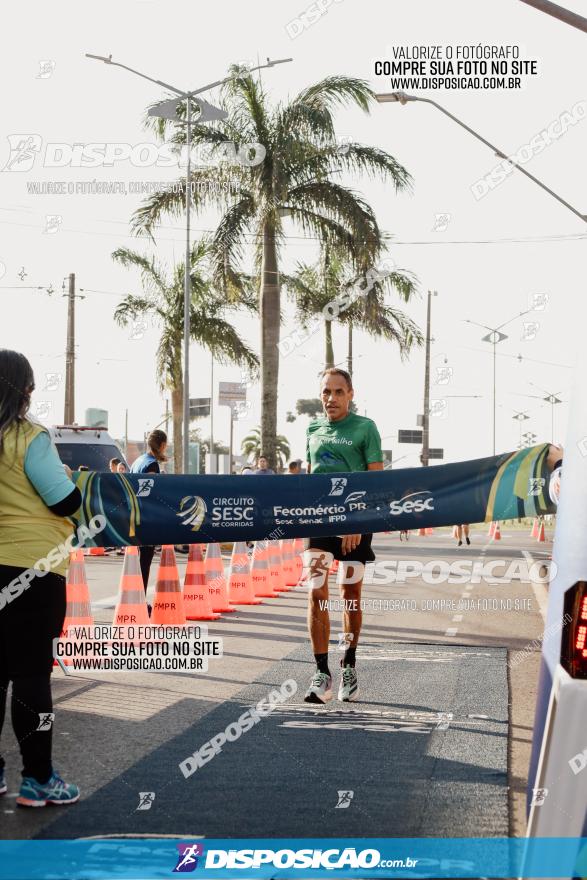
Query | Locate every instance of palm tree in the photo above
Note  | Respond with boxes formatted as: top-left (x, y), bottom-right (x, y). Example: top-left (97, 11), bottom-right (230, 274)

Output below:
top-left (241, 427), bottom-right (290, 470)
top-left (282, 249), bottom-right (423, 372)
top-left (112, 240), bottom-right (258, 472)
top-left (132, 70), bottom-right (412, 468)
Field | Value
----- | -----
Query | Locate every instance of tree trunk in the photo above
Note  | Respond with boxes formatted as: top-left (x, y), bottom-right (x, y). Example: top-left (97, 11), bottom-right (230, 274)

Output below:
top-left (347, 322), bottom-right (353, 378)
top-left (260, 223), bottom-right (280, 470)
top-left (325, 320), bottom-right (334, 369)
top-left (171, 380), bottom-right (183, 474)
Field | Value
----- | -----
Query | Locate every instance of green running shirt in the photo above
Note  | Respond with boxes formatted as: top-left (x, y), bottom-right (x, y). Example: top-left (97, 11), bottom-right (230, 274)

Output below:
top-left (306, 412), bottom-right (383, 474)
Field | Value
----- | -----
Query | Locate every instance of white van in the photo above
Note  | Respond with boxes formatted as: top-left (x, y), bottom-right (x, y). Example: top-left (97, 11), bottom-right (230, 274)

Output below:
top-left (48, 425), bottom-right (127, 472)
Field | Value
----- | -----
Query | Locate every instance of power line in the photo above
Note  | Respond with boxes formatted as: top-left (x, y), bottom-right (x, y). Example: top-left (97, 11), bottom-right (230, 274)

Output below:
top-left (0, 215), bottom-right (586, 247)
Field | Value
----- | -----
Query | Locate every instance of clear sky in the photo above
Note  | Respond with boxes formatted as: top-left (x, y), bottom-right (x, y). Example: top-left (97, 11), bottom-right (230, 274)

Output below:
top-left (2, 0), bottom-right (585, 465)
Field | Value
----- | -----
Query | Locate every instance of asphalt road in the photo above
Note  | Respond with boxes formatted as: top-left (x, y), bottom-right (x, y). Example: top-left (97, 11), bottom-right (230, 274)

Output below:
top-left (0, 525), bottom-right (552, 841)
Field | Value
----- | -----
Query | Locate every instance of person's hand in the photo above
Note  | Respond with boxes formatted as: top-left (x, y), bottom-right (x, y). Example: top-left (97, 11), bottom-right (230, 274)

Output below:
top-left (547, 444), bottom-right (564, 472)
top-left (63, 464), bottom-right (73, 480)
top-left (341, 534), bottom-right (361, 556)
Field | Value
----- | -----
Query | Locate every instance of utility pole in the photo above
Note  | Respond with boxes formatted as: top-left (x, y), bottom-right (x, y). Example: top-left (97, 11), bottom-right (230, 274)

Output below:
top-left (124, 408), bottom-right (129, 457)
top-left (421, 290), bottom-right (436, 467)
top-left (347, 324), bottom-right (353, 379)
top-left (64, 273), bottom-right (76, 424)
top-left (229, 405), bottom-right (235, 474)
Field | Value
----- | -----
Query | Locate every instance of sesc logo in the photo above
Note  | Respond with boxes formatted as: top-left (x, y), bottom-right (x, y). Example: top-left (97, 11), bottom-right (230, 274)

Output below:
top-left (389, 491), bottom-right (435, 516)
top-left (211, 496), bottom-right (254, 527)
top-left (177, 496), bottom-right (207, 531)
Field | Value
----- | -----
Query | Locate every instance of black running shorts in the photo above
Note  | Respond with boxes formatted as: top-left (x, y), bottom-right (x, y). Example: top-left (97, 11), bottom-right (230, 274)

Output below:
top-left (306, 533), bottom-right (375, 563)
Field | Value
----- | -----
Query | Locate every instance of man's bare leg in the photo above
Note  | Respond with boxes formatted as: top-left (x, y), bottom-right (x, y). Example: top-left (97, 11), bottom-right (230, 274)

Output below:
top-left (337, 560), bottom-right (365, 701)
top-left (338, 561), bottom-right (364, 656)
top-left (304, 549), bottom-right (334, 703)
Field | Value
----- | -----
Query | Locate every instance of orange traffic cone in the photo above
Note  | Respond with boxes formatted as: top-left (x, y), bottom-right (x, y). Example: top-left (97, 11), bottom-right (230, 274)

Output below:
top-left (228, 542), bottom-right (260, 605)
top-left (251, 541), bottom-right (280, 598)
top-left (492, 522), bottom-right (502, 541)
top-left (61, 549), bottom-right (94, 636)
top-left (151, 545), bottom-right (186, 625)
top-left (531, 519), bottom-right (539, 538)
top-left (113, 545), bottom-right (150, 627)
top-left (267, 540), bottom-right (288, 594)
top-left (205, 543), bottom-right (235, 613)
top-left (293, 538), bottom-right (304, 582)
top-left (183, 544), bottom-right (220, 620)
top-left (281, 539), bottom-right (299, 587)
top-left (55, 550), bottom-right (94, 667)
top-left (537, 520), bottom-right (546, 543)
top-left (85, 546), bottom-right (106, 556)
top-left (418, 528), bottom-right (426, 536)
top-left (426, 528), bottom-right (434, 536)
top-left (488, 521), bottom-right (496, 538)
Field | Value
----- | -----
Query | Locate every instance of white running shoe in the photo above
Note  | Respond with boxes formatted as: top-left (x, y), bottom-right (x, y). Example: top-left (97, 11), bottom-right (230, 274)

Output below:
top-left (338, 665), bottom-right (359, 702)
top-left (304, 671), bottom-right (333, 704)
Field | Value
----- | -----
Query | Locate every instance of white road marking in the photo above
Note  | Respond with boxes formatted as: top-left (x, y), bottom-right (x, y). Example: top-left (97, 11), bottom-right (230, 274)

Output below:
top-left (445, 627), bottom-right (458, 637)
top-left (91, 594), bottom-right (119, 608)
top-left (521, 550), bottom-right (548, 623)
top-left (452, 614), bottom-right (463, 622)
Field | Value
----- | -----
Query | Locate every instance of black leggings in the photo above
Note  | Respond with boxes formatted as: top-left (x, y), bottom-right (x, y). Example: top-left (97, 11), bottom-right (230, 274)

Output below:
top-left (139, 546), bottom-right (156, 591)
top-left (0, 564), bottom-right (66, 782)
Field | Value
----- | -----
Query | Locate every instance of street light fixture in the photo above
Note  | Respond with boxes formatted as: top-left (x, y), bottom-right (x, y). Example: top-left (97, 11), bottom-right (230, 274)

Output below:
top-left (375, 92), bottom-right (587, 224)
top-left (464, 309), bottom-right (533, 455)
top-left (522, 383), bottom-right (564, 442)
top-left (512, 409), bottom-right (530, 447)
top-left (87, 53), bottom-right (293, 473)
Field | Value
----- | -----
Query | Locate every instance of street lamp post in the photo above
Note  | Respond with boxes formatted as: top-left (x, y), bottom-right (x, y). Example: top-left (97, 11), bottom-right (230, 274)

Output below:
top-left (522, 384), bottom-right (564, 442)
top-left (465, 310), bottom-right (533, 455)
top-left (421, 289), bottom-right (437, 467)
top-left (518, 0), bottom-right (587, 34)
top-left (87, 54), bottom-right (292, 472)
top-left (512, 410), bottom-right (530, 447)
top-left (375, 92), bottom-right (587, 224)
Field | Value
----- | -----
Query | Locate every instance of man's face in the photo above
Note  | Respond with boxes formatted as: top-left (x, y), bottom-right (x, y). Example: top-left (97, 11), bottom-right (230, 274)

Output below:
top-left (258, 457), bottom-right (268, 470)
top-left (321, 374), bottom-right (353, 422)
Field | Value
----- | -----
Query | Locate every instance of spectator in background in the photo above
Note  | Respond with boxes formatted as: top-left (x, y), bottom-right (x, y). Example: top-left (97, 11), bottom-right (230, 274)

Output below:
top-left (241, 465), bottom-right (254, 475)
top-left (0, 349), bottom-right (81, 807)
top-left (288, 460), bottom-right (302, 475)
top-left (255, 455), bottom-right (275, 475)
top-left (109, 457), bottom-right (121, 473)
top-left (130, 430), bottom-right (168, 598)
top-left (116, 462), bottom-right (128, 474)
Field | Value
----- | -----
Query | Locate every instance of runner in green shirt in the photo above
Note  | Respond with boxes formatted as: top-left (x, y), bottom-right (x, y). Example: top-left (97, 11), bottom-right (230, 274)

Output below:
top-left (304, 368), bottom-right (383, 704)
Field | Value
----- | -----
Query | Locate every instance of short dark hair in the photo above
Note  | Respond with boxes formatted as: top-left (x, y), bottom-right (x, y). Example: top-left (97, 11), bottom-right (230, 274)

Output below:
top-left (321, 367), bottom-right (353, 390)
top-left (109, 457), bottom-right (121, 467)
top-left (258, 454), bottom-right (267, 460)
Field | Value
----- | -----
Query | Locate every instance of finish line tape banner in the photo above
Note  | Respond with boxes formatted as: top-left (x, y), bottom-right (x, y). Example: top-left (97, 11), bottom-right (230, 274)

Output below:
top-left (72, 443), bottom-right (555, 548)
top-left (1, 837), bottom-right (587, 878)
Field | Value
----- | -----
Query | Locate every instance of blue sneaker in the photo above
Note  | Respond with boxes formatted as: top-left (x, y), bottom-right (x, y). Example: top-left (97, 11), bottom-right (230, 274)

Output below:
top-left (16, 771), bottom-right (79, 807)
top-left (0, 769), bottom-right (6, 796)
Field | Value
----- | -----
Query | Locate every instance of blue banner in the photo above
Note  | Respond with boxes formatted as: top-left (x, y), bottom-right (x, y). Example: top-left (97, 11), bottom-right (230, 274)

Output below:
top-left (72, 444), bottom-right (554, 548)
top-left (0, 837), bottom-right (586, 878)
